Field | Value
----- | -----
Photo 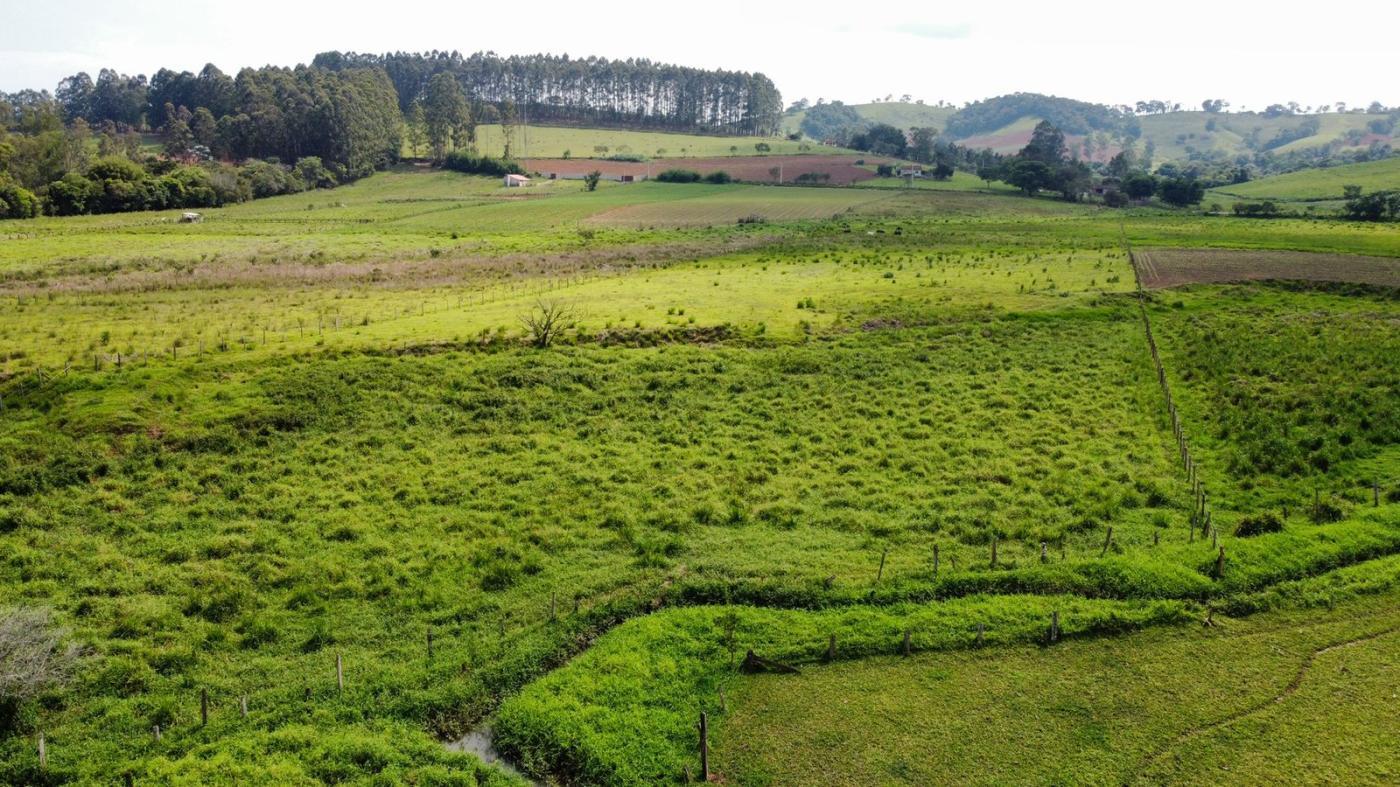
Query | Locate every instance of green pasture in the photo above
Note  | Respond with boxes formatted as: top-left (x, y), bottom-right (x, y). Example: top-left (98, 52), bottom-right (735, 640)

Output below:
top-left (717, 588), bottom-right (1400, 786)
top-left (855, 170), bottom-right (1018, 193)
top-left (408, 124), bottom-right (835, 160)
top-left (1, 164), bottom-right (1398, 784)
top-left (1209, 156), bottom-right (1400, 203)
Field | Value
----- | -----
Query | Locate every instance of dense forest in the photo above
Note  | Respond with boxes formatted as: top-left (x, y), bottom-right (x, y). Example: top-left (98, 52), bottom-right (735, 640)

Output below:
top-left (313, 51), bottom-right (784, 136)
top-left (0, 63), bottom-right (402, 218)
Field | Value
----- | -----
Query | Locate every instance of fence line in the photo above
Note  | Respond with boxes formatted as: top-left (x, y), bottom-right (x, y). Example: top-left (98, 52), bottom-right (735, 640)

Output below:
top-left (1122, 236), bottom-right (1215, 542)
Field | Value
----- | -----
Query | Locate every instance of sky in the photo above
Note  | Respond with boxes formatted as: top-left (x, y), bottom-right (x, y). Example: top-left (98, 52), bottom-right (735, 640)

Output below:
top-left (3, 0), bottom-right (1398, 111)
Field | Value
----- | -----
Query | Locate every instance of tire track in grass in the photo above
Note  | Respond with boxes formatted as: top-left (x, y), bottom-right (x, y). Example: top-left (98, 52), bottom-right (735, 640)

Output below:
top-left (1131, 624), bottom-right (1400, 781)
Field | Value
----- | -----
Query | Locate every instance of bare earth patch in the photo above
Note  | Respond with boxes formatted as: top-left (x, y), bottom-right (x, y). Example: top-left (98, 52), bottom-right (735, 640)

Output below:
top-left (1136, 248), bottom-right (1400, 289)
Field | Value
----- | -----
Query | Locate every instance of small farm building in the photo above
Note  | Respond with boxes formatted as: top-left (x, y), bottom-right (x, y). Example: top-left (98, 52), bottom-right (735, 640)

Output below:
top-left (504, 174), bottom-right (531, 187)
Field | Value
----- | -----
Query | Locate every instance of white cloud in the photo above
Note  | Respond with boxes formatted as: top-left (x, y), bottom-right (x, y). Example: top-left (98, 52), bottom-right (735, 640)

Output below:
top-left (1, 0), bottom-right (1396, 109)
top-left (891, 22), bottom-right (972, 40)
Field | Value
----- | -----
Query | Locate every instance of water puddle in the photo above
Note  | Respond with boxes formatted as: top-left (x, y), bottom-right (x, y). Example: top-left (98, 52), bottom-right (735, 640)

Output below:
top-left (448, 725), bottom-right (533, 782)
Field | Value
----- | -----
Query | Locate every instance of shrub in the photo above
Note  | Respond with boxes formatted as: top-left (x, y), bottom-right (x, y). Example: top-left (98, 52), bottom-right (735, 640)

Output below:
top-left (1234, 512), bottom-right (1284, 537)
top-left (1309, 501), bottom-right (1344, 524)
top-left (1232, 201), bottom-right (1282, 218)
top-left (702, 171), bottom-right (733, 184)
top-left (1, 607), bottom-right (81, 728)
top-left (655, 169), bottom-right (701, 183)
top-left (0, 178), bottom-right (41, 219)
top-left (442, 151), bottom-right (525, 177)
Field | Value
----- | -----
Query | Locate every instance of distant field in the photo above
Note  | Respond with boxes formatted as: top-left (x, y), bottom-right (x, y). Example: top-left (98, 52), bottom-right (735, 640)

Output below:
top-left (522, 154), bottom-right (897, 185)
top-left (1136, 248), bottom-right (1400, 289)
top-left (412, 124), bottom-right (839, 160)
top-left (1210, 157), bottom-right (1400, 202)
top-left (584, 186), bottom-right (893, 227)
top-left (856, 170), bottom-right (1018, 193)
top-left (1137, 111), bottom-right (1390, 163)
top-left (953, 116), bottom-right (1044, 154)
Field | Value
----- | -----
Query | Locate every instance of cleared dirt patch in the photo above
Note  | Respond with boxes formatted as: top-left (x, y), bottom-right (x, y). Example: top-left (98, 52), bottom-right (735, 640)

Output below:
top-left (522, 155), bottom-right (897, 186)
top-left (1137, 248), bottom-right (1400, 289)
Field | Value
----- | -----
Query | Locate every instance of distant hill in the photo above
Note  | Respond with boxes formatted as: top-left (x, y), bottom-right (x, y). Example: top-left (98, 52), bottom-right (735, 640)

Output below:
top-left (1136, 111), bottom-right (1390, 162)
top-left (784, 94), bottom-right (1397, 170)
top-left (781, 101), bottom-right (953, 136)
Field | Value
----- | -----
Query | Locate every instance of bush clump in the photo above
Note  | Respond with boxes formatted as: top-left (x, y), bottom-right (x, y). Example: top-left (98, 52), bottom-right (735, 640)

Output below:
top-left (655, 169), bottom-right (701, 183)
top-left (1234, 512), bottom-right (1284, 537)
top-left (443, 151), bottom-right (525, 177)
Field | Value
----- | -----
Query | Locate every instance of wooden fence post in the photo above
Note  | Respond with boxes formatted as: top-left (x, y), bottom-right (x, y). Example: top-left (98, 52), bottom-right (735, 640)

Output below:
top-left (427, 628), bottom-right (434, 661)
top-left (826, 634), bottom-right (836, 662)
top-left (550, 592), bottom-right (557, 622)
top-left (1049, 610), bottom-right (1060, 643)
top-left (876, 547), bottom-right (887, 584)
top-left (336, 653), bottom-right (344, 693)
top-left (698, 711), bottom-right (710, 782)
top-left (990, 537), bottom-right (998, 568)
top-left (200, 688), bottom-right (209, 726)
top-left (240, 695), bottom-right (248, 718)
top-left (1214, 547), bottom-right (1226, 579)
top-left (932, 543), bottom-right (939, 576)
top-left (38, 732), bottom-right (46, 769)
top-left (976, 622), bottom-right (985, 646)
top-left (153, 724), bottom-right (161, 741)
top-left (1040, 541), bottom-right (1048, 563)
top-left (902, 629), bottom-right (912, 656)
top-left (1100, 526), bottom-right (1114, 557)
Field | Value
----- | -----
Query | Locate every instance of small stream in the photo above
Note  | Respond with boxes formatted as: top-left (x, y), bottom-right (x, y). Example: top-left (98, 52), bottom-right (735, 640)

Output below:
top-left (447, 725), bottom-right (534, 783)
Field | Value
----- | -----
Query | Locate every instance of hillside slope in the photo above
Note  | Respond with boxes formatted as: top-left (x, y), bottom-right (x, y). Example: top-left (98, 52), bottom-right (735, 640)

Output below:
top-left (1209, 157), bottom-right (1400, 201)
top-left (782, 101), bottom-right (953, 136)
top-left (784, 98), bottom-right (1395, 167)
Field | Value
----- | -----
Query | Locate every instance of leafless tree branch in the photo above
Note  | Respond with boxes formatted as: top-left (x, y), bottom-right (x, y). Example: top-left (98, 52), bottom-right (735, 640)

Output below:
top-left (520, 300), bottom-right (576, 349)
top-left (0, 607), bottom-right (81, 705)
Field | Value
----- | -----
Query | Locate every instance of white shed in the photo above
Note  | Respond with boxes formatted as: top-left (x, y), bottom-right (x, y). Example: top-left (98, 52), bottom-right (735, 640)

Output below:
top-left (504, 174), bottom-right (531, 188)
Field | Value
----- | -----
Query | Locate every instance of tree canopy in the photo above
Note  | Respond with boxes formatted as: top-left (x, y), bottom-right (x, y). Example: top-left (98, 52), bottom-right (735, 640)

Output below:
top-left (315, 50), bottom-right (783, 136)
top-left (945, 93), bottom-right (1139, 138)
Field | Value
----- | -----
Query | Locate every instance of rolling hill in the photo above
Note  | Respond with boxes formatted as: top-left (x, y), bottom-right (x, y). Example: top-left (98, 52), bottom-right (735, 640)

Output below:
top-left (1208, 157), bottom-right (1400, 202)
top-left (782, 97), bottom-right (1396, 169)
top-left (781, 101), bottom-right (954, 136)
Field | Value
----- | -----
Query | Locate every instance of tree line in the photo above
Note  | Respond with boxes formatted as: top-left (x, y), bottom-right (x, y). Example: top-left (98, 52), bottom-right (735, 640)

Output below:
top-left (313, 51), bottom-right (784, 137)
top-left (0, 63), bottom-right (400, 218)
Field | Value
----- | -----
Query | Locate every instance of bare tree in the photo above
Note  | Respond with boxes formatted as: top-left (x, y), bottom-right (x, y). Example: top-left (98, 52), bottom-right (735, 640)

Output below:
top-left (520, 301), bottom-right (575, 348)
top-left (1, 607), bottom-right (81, 711)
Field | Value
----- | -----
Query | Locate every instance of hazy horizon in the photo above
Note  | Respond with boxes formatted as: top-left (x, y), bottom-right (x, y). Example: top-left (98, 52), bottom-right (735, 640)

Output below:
top-left (3, 0), bottom-right (1397, 113)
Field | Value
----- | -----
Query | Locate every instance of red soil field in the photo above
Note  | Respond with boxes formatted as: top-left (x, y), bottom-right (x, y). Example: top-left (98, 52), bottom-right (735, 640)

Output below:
top-left (520, 155), bottom-right (898, 186)
top-left (1135, 248), bottom-right (1400, 289)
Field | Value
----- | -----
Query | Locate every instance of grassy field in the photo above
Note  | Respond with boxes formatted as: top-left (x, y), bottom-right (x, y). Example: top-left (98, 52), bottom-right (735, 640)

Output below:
top-left (1208, 157), bottom-right (1400, 203)
top-left (717, 589), bottom-right (1400, 785)
top-left (1, 164), bottom-right (1397, 785)
top-left (411, 124), bottom-right (838, 160)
